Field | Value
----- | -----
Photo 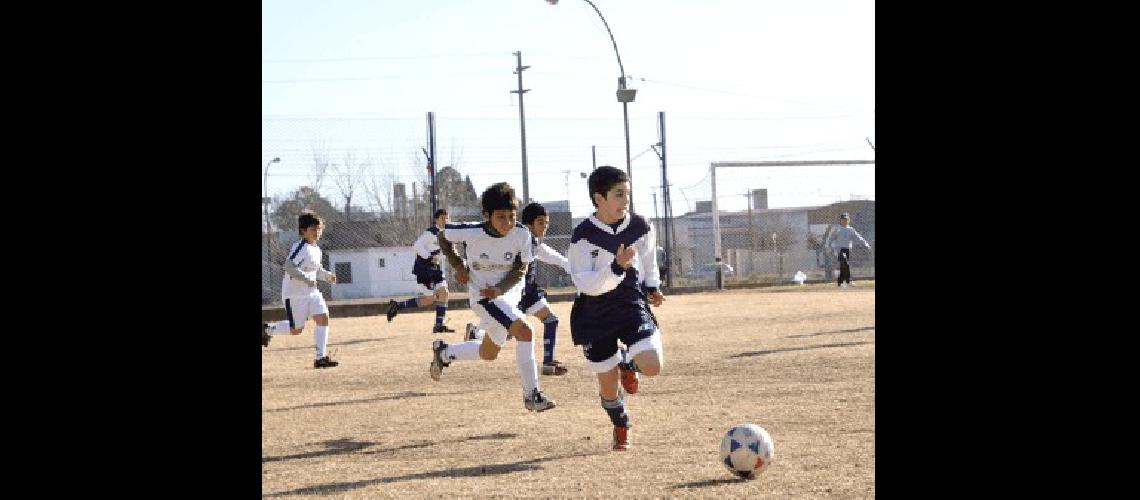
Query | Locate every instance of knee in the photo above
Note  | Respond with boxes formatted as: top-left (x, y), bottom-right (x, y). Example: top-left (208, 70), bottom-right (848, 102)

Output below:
top-left (421, 295), bottom-right (435, 306)
top-left (511, 322), bottom-right (533, 342)
top-left (640, 363), bottom-right (662, 377)
top-left (290, 328), bottom-right (303, 335)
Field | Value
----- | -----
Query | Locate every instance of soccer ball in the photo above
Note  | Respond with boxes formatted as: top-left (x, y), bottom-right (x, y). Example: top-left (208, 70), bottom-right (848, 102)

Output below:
top-left (719, 423), bottom-right (774, 479)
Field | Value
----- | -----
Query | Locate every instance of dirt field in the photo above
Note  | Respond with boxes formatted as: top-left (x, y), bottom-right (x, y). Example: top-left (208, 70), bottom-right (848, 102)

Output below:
top-left (262, 282), bottom-right (875, 498)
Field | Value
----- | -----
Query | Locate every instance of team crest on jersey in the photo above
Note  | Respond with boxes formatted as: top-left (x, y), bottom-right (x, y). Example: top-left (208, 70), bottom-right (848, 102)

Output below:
top-left (590, 249), bottom-right (600, 258)
top-left (503, 252), bottom-right (514, 261)
top-left (479, 252), bottom-right (489, 260)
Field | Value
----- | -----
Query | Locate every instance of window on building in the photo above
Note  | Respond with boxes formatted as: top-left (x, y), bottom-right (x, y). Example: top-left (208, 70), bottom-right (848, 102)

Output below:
top-left (334, 262), bottom-right (353, 284)
top-left (377, 258), bottom-right (386, 268)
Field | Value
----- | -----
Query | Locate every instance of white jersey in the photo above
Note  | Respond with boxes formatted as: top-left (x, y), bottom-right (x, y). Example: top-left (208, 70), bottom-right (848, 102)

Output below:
top-left (412, 226), bottom-right (442, 259)
top-left (441, 222), bottom-right (534, 305)
top-left (281, 239), bottom-right (329, 298)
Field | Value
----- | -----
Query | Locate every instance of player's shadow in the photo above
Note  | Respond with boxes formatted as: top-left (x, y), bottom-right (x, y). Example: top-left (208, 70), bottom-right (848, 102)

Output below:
top-left (671, 477), bottom-right (749, 489)
top-left (266, 451), bottom-right (602, 496)
top-left (262, 432), bottom-right (520, 464)
top-left (784, 326), bottom-right (875, 339)
top-left (270, 337), bottom-right (388, 352)
top-left (263, 389), bottom-right (490, 413)
top-left (729, 341), bottom-right (872, 358)
top-left (263, 391), bottom-right (430, 413)
top-left (262, 438), bottom-right (376, 463)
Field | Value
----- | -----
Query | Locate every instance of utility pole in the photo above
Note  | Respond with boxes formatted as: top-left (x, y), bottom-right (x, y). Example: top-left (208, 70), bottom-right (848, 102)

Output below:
top-left (592, 145), bottom-right (597, 170)
top-left (511, 51), bottom-right (531, 204)
top-left (425, 112), bottom-right (438, 215)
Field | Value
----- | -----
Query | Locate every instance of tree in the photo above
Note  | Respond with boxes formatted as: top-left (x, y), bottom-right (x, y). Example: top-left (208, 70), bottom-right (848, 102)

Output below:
top-left (271, 186), bottom-right (343, 233)
top-left (332, 152), bottom-right (368, 222)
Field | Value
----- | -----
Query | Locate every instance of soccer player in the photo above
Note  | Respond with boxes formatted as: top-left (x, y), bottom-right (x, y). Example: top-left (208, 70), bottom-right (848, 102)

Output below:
top-left (385, 209), bottom-right (456, 333)
top-left (567, 166), bottom-right (666, 451)
top-left (262, 211), bottom-right (340, 368)
top-left (429, 182), bottom-right (556, 412)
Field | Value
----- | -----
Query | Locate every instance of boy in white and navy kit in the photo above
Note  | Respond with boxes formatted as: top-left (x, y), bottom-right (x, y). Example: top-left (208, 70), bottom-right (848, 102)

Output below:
top-left (384, 209), bottom-right (456, 333)
top-left (463, 202), bottom-right (573, 376)
top-left (429, 182), bottom-right (556, 412)
top-left (823, 212), bottom-right (872, 287)
top-left (262, 211), bottom-right (340, 368)
top-left (568, 166), bottom-right (666, 451)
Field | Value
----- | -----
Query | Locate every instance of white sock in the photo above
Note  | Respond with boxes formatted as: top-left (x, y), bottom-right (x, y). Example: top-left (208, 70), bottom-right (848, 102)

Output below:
top-left (444, 340), bottom-right (482, 361)
top-left (267, 320), bottom-right (292, 335)
top-left (515, 340), bottom-right (538, 395)
top-left (314, 325), bottom-right (329, 359)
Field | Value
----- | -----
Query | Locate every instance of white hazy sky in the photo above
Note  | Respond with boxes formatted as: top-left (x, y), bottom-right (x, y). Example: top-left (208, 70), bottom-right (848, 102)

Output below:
top-left (262, 0), bottom-right (875, 219)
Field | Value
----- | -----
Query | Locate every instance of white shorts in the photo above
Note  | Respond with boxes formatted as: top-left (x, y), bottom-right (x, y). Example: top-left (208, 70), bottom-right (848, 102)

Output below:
top-left (524, 297), bottom-right (549, 316)
top-left (283, 292), bottom-right (329, 329)
top-left (471, 296), bottom-right (524, 347)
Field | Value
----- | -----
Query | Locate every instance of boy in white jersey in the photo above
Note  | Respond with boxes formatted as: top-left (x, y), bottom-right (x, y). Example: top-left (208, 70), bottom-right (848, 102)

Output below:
top-left (429, 182), bottom-right (556, 412)
top-left (262, 211), bottom-right (340, 368)
top-left (823, 212), bottom-right (872, 288)
top-left (384, 209), bottom-right (456, 334)
top-left (464, 202), bottom-right (572, 376)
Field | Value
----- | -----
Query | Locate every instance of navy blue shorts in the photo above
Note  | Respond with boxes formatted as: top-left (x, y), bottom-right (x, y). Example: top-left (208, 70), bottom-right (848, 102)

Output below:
top-left (580, 320), bottom-right (656, 363)
top-left (518, 287), bottom-right (547, 312)
top-left (412, 257), bottom-right (444, 290)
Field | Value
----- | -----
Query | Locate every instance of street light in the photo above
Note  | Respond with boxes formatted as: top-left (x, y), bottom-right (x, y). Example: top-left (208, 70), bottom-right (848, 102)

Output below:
top-left (546, 0), bottom-right (637, 212)
top-left (264, 157), bottom-right (280, 262)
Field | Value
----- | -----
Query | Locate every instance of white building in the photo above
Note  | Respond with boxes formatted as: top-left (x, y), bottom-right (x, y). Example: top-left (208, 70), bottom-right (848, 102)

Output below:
top-left (326, 246), bottom-right (424, 300)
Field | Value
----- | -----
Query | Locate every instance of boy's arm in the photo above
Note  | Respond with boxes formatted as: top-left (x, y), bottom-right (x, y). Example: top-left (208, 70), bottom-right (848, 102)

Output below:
top-left (283, 251), bottom-right (317, 287)
top-left (490, 256), bottom-right (528, 295)
top-left (536, 242), bottom-right (572, 274)
top-left (568, 240), bottom-right (625, 295)
top-left (853, 228), bottom-right (872, 249)
top-left (437, 230), bottom-right (466, 270)
top-left (636, 223), bottom-right (662, 290)
top-left (822, 225), bottom-right (835, 249)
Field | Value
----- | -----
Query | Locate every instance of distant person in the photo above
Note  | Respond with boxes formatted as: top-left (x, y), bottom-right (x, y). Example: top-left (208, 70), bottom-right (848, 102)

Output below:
top-left (823, 212), bottom-right (872, 287)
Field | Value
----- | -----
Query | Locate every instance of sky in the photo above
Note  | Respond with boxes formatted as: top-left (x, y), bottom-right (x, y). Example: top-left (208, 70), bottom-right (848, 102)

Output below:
top-left (262, 0), bottom-right (875, 220)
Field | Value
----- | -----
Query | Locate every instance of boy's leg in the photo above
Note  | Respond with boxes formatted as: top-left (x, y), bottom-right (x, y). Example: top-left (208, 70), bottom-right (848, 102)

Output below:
top-left (532, 304), bottom-right (567, 375)
top-left (267, 298), bottom-right (307, 335)
top-left (585, 338), bottom-right (630, 450)
top-left (432, 285), bottom-right (454, 333)
top-left (311, 295), bottom-right (337, 367)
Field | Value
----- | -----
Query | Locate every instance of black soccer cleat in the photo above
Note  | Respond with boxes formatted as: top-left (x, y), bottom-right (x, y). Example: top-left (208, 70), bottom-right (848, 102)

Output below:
top-left (524, 388), bottom-right (557, 412)
top-left (262, 323), bottom-right (271, 348)
top-left (429, 339), bottom-right (450, 381)
top-left (542, 360), bottom-right (568, 376)
top-left (313, 356), bottom-right (339, 369)
top-left (386, 300), bottom-right (400, 322)
top-left (432, 324), bottom-right (456, 333)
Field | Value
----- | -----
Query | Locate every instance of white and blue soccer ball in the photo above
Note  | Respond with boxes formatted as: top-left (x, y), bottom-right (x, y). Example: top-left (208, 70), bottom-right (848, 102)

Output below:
top-left (719, 423), bottom-right (774, 479)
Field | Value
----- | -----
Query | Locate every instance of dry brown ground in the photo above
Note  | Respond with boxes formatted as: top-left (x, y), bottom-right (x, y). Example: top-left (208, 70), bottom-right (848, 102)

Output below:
top-left (262, 282), bottom-right (875, 498)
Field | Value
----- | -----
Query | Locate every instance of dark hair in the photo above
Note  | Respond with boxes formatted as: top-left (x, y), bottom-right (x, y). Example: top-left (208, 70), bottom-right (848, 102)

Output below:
top-left (520, 202), bottom-right (548, 225)
top-left (587, 166), bottom-right (629, 207)
top-left (481, 182), bottom-right (519, 216)
top-left (839, 212), bottom-right (850, 219)
top-left (434, 208), bottom-right (448, 220)
top-left (297, 210), bottom-right (322, 234)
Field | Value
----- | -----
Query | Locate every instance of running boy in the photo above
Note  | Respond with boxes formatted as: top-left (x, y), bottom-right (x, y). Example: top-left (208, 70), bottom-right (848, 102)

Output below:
top-left (262, 211), bottom-right (340, 368)
top-left (429, 182), bottom-right (557, 412)
top-left (568, 166), bottom-right (666, 450)
top-left (385, 209), bottom-right (456, 333)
